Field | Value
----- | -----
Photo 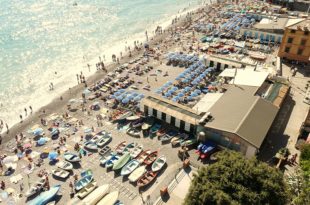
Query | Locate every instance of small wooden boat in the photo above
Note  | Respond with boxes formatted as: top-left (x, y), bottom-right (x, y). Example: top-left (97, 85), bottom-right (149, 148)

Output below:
top-left (171, 133), bottom-right (189, 146)
top-left (100, 152), bottom-right (115, 166)
top-left (115, 141), bottom-right (127, 153)
top-left (151, 155), bottom-right (166, 172)
top-left (96, 133), bottom-right (112, 147)
top-left (126, 115), bottom-right (140, 121)
top-left (150, 123), bottom-right (161, 135)
top-left (126, 127), bottom-right (141, 137)
top-left (52, 168), bottom-right (70, 179)
top-left (141, 117), bottom-right (154, 130)
top-left (84, 141), bottom-right (98, 151)
top-left (128, 165), bottom-right (146, 182)
top-left (161, 130), bottom-right (178, 143)
top-left (27, 185), bottom-right (61, 205)
top-left (25, 178), bottom-right (46, 198)
top-left (106, 155), bottom-right (120, 168)
top-left (143, 151), bottom-right (158, 165)
top-left (131, 118), bottom-right (144, 128)
top-left (81, 184), bottom-right (109, 205)
top-left (76, 181), bottom-right (97, 199)
top-left (115, 111), bottom-right (132, 121)
top-left (97, 191), bottom-right (119, 205)
top-left (136, 150), bottom-right (151, 164)
top-left (89, 131), bottom-right (106, 143)
top-left (156, 128), bottom-right (166, 138)
top-left (120, 159), bottom-right (140, 176)
top-left (56, 160), bottom-right (73, 171)
top-left (99, 145), bottom-right (111, 156)
top-left (75, 175), bottom-right (93, 191)
top-left (112, 152), bottom-right (131, 171)
top-left (123, 142), bottom-right (138, 153)
top-left (137, 171), bottom-right (158, 188)
top-left (130, 144), bottom-right (143, 158)
top-left (64, 152), bottom-right (81, 163)
top-left (181, 138), bottom-right (198, 147)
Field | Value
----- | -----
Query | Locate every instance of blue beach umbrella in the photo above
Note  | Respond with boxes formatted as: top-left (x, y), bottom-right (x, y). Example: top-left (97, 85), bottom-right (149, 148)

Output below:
top-left (178, 93), bottom-right (185, 97)
top-left (37, 138), bottom-right (47, 146)
top-left (122, 98), bottom-right (129, 104)
top-left (48, 152), bottom-right (58, 161)
top-left (51, 128), bottom-right (59, 136)
top-left (33, 128), bottom-right (43, 136)
top-left (116, 96), bottom-right (123, 101)
top-left (110, 95), bottom-right (116, 99)
top-left (114, 91), bottom-right (121, 96)
top-left (118, 89), bottom-right (125, 93)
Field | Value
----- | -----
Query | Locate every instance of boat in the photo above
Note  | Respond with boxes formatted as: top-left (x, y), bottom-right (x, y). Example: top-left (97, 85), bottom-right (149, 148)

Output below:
top-left (120, 159), bottom-right (140, 176)
top-left (137, 171), bottom-right (158, 188)
top-left (89, 131), bottom-right (106, 143)
top-left (181, 138), bottom-right (198, 147)
top-left (97, 191), bottom-right (119, 205)
top-left (99, 145), bottom-right (111, 156)
top-left (81, 184), bottom-right (109, 205)
top-left (130, 144), bottom-right (143, 158)
top-left (64, 152), bottom-right (81, 163)
top-left (126, 127), bottom-right (141, 137)
top-left (25, 178), bottom-right (46, 198)
top-left (100, 152), bottom-right (116, 166)
top-left (150, 123), bottom-right (161, 135)
top-left (51, 168), bottom-right (70, 179)
top-left (115, 111), bottom-right (132, 121)
top-left (128, 166), bottom-right (146, 182)
top-left (151, 155), bottom-right (166, 172)
top-left (112, 152), bottom-right (131, 171)
top-left (156, 128), bottom-right (166, 138)
top-left (81, 169), bottom-right (93, 178)
top-left (96, 133), bottom-right (112, 147)
top-left (161, 130), bottom-right (178, 143)
top-left (27, 185), bottom-right (61, 205)
top-left (115, 141), bottom-right (127, 153)
top-left (171, 133), bottom-right (189, 146)
top-left (126, 115), bottom-right (140, 121)
top-left (143, 151), bottom-right (158, 165)
top-left (75, 175), bottom-right (93, 191)
top-left (136, 150), bottom-right (151, 164)
top-left (56, 160), bottom-right (73, 171)
top-left (106, 155), bottom-right (120, 168)
top-left (84, 141), bottom-right (98, 151)
top-left (141, 117), bottom-right (154, 130)
top-left (76, 181), bottom-right (97, 199)
top-left (123, 142), bottom-right (138, 153)
top-left (131, 118), bottom-right (144, 128)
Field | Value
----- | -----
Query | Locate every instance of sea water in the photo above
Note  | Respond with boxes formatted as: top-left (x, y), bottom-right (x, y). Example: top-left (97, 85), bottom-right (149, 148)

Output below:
top-left (0, 0), bottom-right (204, 128)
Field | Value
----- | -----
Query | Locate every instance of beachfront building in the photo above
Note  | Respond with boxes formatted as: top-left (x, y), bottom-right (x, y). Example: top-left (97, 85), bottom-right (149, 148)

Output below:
top-left (240, 17), bottom-right (288, 44)
top-left (278, 19), bottom-right (310, 63)
top-left (141, 69), bottom-right (290, 157)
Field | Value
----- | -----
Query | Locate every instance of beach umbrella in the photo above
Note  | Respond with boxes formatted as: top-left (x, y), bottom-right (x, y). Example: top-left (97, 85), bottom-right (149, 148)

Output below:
top-left (132, 92), bottom-right (139, 96)
top-left (133, 96), bottom-right (141, 101)
top-left (182, 79), bottom-right (189, 83)
top-left (83, 89), bottom-right (91, 95)
top-left (116, 96), bottom-right (123, 101)
top-left (191, 92), bottom-right (198, 97)
top-left (48, 151), bottom-right (58, 161)
top-left (51, 128), bottom-right (59, 136)
top-left (184, 87), bottom-right (191, 92)
top-left (110, 95), bottom-right (116, 99)
top-left (114, 92), bottom-right (121, 96)
top-left (165, 93), bottom-right (172, 97)
top-left (138, 94), bottom-right (144, 98)
top-left (178, 93), bottom-right (185, 97)
top-left (188, 96), bottom-right (193, 101)
top-left (23, 143), bottom-right (32, 149)
top-left (194, 89), bottom-right (202, 94)
top-left (37, 138), bottom-right (47, 146)
top-left (33, 128), bottom-right (43, 136)
top-left (118, 89), bottom-right (125, 93)
top-left (122, 98), bottom-right (129, 104)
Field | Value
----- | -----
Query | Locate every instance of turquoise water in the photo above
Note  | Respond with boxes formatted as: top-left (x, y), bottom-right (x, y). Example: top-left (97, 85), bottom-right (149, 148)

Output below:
top-left (0, 0), bottom-right (201, 127)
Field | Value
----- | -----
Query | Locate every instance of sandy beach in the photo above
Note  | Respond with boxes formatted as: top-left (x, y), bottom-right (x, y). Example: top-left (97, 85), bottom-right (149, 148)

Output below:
top-left (0, 3), bottom-right (208, 205)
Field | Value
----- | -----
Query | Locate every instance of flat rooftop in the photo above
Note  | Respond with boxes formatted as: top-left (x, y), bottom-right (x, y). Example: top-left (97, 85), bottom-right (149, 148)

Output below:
top-left (253, 17), bottom-right (288, 31)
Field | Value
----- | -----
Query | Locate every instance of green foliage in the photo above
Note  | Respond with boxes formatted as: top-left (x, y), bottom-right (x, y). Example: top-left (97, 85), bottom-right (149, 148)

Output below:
top-left (300, 144), bottom-right (310, 179)
top-left (184, 150), bottom-right (289, 205)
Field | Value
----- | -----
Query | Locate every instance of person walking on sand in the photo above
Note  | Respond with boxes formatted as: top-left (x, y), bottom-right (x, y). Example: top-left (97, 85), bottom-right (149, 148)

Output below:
top-left (0, 135), bottom-right (2, 145)
top-left (87, 64), bottom-right (90, 72)
top-left (29, 106), bottom-right (32, 114)
top-left (76, 74), bottom-right (80, 84)
top-left (19, 114), bottom-right (23, 123)
top-left (24, 108), bottom-right (27, 116)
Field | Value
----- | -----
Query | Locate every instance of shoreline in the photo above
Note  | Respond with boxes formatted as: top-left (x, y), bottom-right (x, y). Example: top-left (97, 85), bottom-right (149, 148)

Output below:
top-left (0, 3), bottom-right (207, 146)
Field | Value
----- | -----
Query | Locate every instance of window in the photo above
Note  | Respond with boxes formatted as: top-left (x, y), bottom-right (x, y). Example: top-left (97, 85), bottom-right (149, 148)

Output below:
top-left (162, 113), bottom-right (166, 121)
top-left (180, 120), bottom-right (185, 131)
top-left (152, 109), bottom-right (157, 117)
top-left (190, 124), bottom-right (195, 134)
top-left (305, 31), bottom-right (309, 35)
top-left (290, 30), bottom-right (296, 34)
top-left (287, 37), bottom-right (293, 43)
top-left (144, 105), bottom-right (148, 116)
top-left (301, 39), bottom-right (307, 46)
top-left (285, 47), bottom-right (290, 53)
top-left (297, 48), bottom-right (303, 55)
top-left (170, 116), bottom-right (176, 126)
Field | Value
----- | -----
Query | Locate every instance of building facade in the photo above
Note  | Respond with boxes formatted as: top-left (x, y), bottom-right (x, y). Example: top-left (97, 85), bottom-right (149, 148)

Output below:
top-left (278, 19), bottom-right (310, 63)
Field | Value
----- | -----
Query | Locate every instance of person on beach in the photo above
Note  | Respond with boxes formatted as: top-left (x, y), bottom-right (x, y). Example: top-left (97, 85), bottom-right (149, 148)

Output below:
top-left (87, 64), bottom-right (90, 72)
top-left (29, 106), bottom-right (33, 114)
top-left (0, 135), bottom-right (2, 145)
top-left (20, 114), bottom-right (23, 123)
top-left (76, 74), bottom-right (80, 84)
top-left (24, 108), bottom-right (27, 116)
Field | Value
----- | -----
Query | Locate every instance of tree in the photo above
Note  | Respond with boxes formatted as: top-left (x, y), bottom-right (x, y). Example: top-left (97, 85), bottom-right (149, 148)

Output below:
top-left (184, 150), bottom-right (289, 205)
